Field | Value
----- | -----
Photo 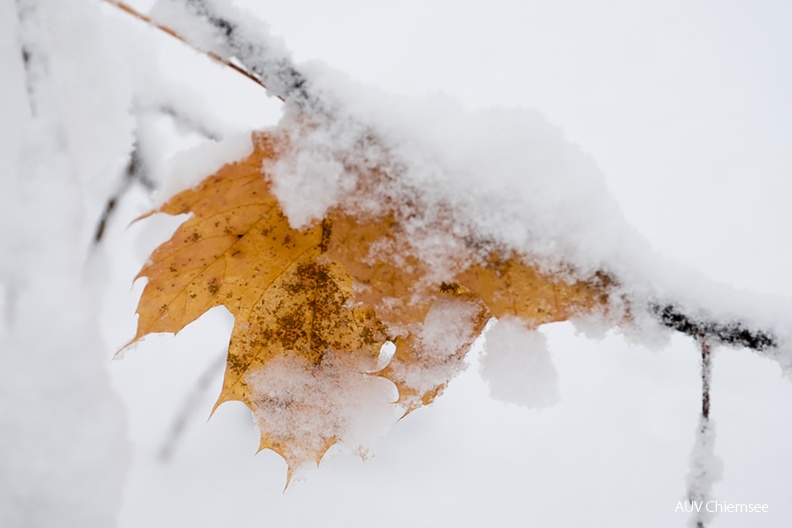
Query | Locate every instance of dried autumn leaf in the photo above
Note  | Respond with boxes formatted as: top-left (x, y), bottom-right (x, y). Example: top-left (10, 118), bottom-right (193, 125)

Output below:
top-left (130, 129), bottom-right (615, 477)
top-left (131, 132), bottom-right (389, 471)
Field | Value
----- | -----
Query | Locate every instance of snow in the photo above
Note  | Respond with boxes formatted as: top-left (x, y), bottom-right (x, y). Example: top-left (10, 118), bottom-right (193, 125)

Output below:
top-left (246, 349), bottom-right (399, 478)
top-left (2, 0), bottom-right (792, 527)
top-left (480, 318), bottom-right (559, 408)
top-left (278, 69), bottom-right (636, 276)
top-left (0, 1), bottom-right (129, 526)
top-left (149, 0), bottom-right (225, 55)
top-left (686, 416), bottom-right (723, 527)
top-left (386, 297), bottom-right (484, 410)
top-left (264, 124), bottom-right (357, 228)
top-left (155, 132), bottom-right (254, 204)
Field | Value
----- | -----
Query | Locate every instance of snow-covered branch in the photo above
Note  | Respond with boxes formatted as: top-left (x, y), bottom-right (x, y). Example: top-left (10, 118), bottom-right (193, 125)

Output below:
top-left (112, 0), bottom-right (789, 360)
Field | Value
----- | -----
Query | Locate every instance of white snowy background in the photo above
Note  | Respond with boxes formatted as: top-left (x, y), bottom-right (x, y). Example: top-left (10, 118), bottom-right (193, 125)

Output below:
top-left (1, 0), bottom-right (791, 527)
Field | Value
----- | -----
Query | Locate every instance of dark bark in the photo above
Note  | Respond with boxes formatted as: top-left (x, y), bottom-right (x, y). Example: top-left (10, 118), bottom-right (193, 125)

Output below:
top-left (650, 302), bottom-right (777, 352)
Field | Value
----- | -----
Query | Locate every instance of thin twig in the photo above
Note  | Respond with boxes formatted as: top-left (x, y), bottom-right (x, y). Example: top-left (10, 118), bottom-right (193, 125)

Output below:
top-left (159, 353), bottom-right (227, 461)
top-left (92, 116), bottom-right (157, 246)
top-left (698, 339), bottom-right (713, 528)
top-left (700, 338), bottom-right (711, 420)
top-left (152, 103), bottom-right (223, 142)
top-left (101, 0), bottom-right (281, 100)
top-left (689, 337), bottom-right (715, 528)
top-left (93, 145), bottom-right (138, 244)
top-left (15, 1), bottom-right (39, 116)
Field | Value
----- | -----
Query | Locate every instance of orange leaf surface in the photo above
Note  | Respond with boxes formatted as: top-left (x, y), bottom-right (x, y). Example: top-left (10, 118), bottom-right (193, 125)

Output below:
top-left (132, 133), bottom-right (388, 471)
top-left (130, 130), bottom-right (615, 477)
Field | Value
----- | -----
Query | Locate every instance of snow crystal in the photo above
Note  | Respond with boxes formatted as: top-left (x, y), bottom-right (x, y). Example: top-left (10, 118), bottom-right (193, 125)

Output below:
top-left (480, 318), bottom-right (559, 408)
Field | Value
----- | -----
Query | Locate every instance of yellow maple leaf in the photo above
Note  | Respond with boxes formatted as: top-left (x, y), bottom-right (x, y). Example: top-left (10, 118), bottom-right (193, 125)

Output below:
top-left (130, 130), bottom-right (614, 476)
top-left (131, 133), bottom-right (389, 471)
